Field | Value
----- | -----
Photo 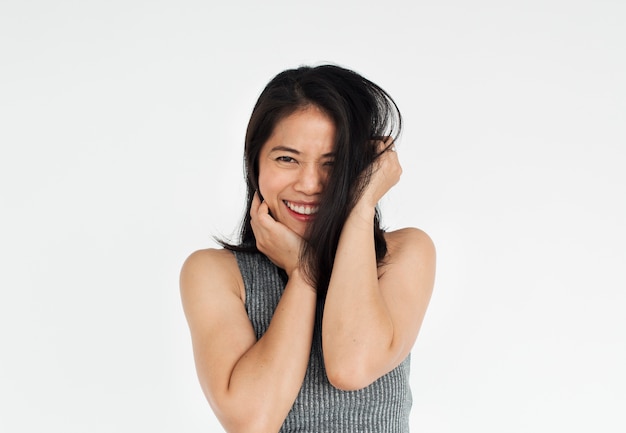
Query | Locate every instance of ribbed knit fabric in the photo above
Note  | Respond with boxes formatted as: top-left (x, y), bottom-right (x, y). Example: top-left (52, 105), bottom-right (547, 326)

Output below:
top-left (234, 250), bottom-right (412, 433)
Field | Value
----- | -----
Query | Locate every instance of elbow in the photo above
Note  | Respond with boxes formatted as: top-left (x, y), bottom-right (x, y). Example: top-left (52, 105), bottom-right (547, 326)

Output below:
top-left (323, 343), bottom-right (405, 391)
top-left (327, 372), bottom-right (372, 392)
top-left (206, 390), bottom-right (283, 433)
top-left (215, 408), bottom-right (280, 433)
top-left (227, 419), bottom-right (277, 433)
top-left (324, 357), bottom-right (376, 391)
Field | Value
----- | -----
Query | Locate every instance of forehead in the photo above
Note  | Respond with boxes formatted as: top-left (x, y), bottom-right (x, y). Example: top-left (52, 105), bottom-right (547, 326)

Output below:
top-left (262, 106), bottom-right (336, 156)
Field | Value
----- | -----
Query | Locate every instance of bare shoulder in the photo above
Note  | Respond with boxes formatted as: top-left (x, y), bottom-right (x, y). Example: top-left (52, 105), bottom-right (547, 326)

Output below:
top-left (384, 227), bottom-right (436, 262)
top-left (379, 227), bottom-right (436, 323)
top-left (380, 227), bottom-right (436, 294)
top-left (180, 248), bottom-right (244, 307)
top-left (181, 248), bottom-right (240, 275)
top-left (180, 248), bottom-right (259, 414)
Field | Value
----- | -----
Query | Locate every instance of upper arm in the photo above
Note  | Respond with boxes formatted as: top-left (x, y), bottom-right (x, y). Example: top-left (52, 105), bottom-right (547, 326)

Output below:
top-left (380, 228), bottom-right (436, 365)
top-left (179, 249), bottom-right (256, 415)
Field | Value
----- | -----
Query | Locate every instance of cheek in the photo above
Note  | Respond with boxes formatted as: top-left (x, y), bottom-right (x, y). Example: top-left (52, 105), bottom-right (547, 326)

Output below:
top-left (256, 162), bottom-right (272, 200)
top-left (258, 169), bottom-right (285, 209)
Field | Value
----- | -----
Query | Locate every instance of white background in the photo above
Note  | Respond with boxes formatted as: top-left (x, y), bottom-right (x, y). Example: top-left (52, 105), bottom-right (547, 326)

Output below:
top-left (1, 0), bottom-right (624, 431)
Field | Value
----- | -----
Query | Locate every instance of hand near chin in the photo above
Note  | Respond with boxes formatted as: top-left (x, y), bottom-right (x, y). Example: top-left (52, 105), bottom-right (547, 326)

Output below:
top-left (250, 192), bottom-right (304, 277)
top-left (360, 136), bottom-right (402, 209)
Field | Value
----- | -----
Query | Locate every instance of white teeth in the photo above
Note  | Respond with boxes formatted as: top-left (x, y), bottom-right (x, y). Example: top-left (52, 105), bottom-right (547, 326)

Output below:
top-left (285, 201), bottom-right (319, 215)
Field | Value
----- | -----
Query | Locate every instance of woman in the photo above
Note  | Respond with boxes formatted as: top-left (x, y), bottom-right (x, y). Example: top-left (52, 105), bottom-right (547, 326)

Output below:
top-left (180, 65), bottom-right (436, 433)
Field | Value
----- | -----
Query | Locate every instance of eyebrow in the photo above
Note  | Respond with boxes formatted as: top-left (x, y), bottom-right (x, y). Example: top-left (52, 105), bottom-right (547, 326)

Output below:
top-left (269, 145), bottom-right (335, 158)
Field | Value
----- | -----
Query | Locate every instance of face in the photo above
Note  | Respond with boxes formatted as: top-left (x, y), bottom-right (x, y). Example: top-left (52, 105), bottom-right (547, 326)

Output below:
top-left (257, 106), bottom-right (336, 238)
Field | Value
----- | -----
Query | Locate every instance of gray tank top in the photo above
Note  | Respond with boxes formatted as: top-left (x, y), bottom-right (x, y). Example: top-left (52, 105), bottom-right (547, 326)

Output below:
top-left (234, 250), bottom-right (412, 432)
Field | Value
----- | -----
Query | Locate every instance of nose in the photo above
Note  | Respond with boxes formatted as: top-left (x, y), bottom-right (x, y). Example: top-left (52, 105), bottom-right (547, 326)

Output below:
top-left (294, 163), bottom-right (325, 196)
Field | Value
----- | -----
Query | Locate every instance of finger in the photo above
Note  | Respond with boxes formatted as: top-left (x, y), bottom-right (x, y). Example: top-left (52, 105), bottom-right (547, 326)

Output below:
top-left (384, 136), bottom-right (396, 152)
top-left (378, 137), bottom-right (388, 151)
top-left (374, 136), bottom-right (395, 155)
top-left (250, 191), bottom-right (261, 217)
top-left (249, 193), bottom-right (265, 239)
top-left (258, 200), bottom-right (273, 222)
top-left (252, 197), bottom-right (276, 230)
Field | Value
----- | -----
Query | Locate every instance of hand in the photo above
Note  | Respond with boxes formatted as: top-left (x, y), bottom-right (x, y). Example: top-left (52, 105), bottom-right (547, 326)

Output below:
top-left (359, 137), bottom-right (402, 209)
top-left (250, 192), bottom-right (304, 276)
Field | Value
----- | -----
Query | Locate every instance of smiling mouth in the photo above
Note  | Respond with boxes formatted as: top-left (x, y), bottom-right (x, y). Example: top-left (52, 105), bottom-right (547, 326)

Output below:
top-left (283, 200), bottom-right (319, 216)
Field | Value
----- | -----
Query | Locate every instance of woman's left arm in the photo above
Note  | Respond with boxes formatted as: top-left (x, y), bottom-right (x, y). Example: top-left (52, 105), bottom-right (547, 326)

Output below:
top-left (322, 144), bottom-right (436, 391)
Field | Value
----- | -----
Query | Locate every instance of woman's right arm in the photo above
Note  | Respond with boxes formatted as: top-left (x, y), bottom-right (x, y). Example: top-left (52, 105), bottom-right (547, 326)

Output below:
top-left (180, 248), bottom-right (316, 433)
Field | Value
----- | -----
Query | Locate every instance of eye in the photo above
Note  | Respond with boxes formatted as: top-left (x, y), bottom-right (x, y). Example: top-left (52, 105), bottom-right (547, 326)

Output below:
top-left (276, 156), bottom-right (297, 163)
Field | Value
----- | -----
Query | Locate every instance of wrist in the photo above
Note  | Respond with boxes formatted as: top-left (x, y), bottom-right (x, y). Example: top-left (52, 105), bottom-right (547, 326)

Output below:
top-left (349, 201), bottom-right (376, 226)
top-left (285, 265), bottom-right (301, 279)
top-left (286, 267), bottom-right (317, 295)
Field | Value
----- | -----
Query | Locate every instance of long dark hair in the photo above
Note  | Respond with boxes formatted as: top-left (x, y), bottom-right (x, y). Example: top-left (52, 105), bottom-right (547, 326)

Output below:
top-left (221, 64), bottom-right (401, 297)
